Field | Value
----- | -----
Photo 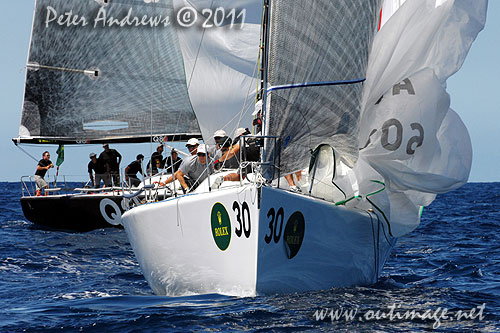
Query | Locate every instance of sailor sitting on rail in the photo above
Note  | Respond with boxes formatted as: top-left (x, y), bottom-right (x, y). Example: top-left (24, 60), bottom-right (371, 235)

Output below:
top-left (212, 128), bottom-right (255, 187)
top-left (158, 138), bottom-right (199, 187)
top-left (176, 144), bottom-right (214, 193)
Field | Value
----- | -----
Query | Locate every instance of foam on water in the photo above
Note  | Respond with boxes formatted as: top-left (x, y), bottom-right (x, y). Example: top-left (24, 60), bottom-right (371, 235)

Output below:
top-left (0, 182), bottom-right (499, 331)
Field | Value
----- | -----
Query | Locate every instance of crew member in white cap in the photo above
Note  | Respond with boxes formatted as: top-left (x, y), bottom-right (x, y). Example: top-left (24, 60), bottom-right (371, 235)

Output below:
top-left (158, 138), bottom-right (198, 188)
top-left (213, 129), bottom-right (226, 138)
top-left (213, 128), bottom-right (251, 172)
top-left (185, 138), bottom-right (200, 156)
top-left (176, 144), bottom-right (214, 192)
top-left (211, 128), bottom-right (255, 188)
top-left (208, 129), bottom-right (230, 161)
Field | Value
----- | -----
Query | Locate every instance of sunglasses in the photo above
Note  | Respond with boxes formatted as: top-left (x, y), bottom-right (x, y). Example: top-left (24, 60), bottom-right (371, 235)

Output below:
top-left (197, 153), bottom-right (206, 157)
top-left (187, 145), bottom-right (197, 149)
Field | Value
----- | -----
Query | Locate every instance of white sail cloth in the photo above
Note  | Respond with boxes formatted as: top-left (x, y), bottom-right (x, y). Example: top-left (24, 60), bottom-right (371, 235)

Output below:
top-left (355, 0), bottom-right (487, 237)
top-left (172, 0), bottom-right (262, 143)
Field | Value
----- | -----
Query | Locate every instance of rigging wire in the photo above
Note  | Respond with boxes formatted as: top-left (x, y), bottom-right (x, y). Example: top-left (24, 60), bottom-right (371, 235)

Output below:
top-left (141, 0), bottom-right (264, 188)
top-left (234, 40), bottom-right (262, 134)
top-left (15, 144), bottom-right (39, 163)
top-left (165, 0), bottom-right (215, 152)
top-left (146, 0), bottom-right (159, 191)
top-left (367, 210), bottom-right (379, 283)
top-left (371, 208), bottom-right (392, 245)
top-left (365, 180), bottom-right (394, 237)
top-left (183, 0), bottom-right (260, 147)
top-left (186, 0), bottom-right (215, 90)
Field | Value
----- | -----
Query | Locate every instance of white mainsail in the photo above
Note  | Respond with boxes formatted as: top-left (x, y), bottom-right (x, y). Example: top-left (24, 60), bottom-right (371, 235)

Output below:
top-left (172, 0), bottom-right (262, 143)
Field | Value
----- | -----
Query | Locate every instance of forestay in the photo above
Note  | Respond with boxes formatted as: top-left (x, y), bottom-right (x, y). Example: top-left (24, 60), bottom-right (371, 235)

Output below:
top-left (19, 0), bottom-right (200, 144)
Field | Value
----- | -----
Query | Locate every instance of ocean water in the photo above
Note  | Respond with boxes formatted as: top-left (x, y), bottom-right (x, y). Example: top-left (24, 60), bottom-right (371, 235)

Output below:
top-left (0, 182), bottom-right (499, 332)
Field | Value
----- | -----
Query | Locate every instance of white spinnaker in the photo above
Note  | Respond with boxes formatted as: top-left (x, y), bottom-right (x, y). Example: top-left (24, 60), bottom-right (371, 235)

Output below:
top-left (356, 0), bottom-right (487, 237)
top-left (172, 0), bottom-right (262, 143)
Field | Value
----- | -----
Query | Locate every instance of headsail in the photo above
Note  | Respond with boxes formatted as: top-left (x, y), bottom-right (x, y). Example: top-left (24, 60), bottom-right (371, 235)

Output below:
top-left (356, 0), bottom-right (487, 236)
top-left (17, 0), bottom-right (201, 145)
top-left (172, 0), bottom-right (262, 144)
top-left (263, 0), bottom-right (381, 178)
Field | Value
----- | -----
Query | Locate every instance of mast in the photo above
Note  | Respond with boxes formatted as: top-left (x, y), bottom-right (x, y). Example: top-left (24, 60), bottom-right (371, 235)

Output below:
top-left (259, 0), bottom-right (270, 138)
top-left (257, 0), bottom-right (277, 180)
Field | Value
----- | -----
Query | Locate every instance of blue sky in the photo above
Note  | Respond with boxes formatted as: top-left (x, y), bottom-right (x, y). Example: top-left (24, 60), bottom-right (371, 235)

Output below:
top-left (0, 1), bottom-right (498, 182)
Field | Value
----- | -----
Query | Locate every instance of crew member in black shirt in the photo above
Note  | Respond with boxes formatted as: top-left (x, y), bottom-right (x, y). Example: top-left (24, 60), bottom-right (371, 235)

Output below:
top-left (88, 152), bottom-right (109, 188)
top-left (147, 144), bottom-right (164, 175)
top-left (34, 151), bottom-right (54, 196)
top-left (99, 144), bottom-right (122, 186)
top-left (125, 154), bottom-right (144, 187)
top-left (163, 148), bottom-right (182, 173)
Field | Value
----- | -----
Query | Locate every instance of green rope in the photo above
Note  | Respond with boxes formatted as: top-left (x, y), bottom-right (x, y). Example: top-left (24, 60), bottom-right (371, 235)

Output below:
top-left (366, 180), bottom-right (386, 197)
top-left (334, 180), bottom-right (386, 206)
top-left (335, 195), bottom-right (360, 206)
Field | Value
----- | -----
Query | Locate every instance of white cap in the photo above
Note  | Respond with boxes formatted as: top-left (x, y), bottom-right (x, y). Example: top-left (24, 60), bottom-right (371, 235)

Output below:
top-left (213, 129), bottom-right (226, 138)
top-left (89, 152), bottom-right (96, 158)
top-left (197, 144), bottom-right (207, 154)
top-left (234, 128), bottom-right (247, 137)
top-left (186, 138), bottom-right (199, 146)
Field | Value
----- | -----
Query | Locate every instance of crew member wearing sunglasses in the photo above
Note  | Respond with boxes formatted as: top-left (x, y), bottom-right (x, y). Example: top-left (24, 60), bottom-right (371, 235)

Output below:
top-left (176, 144), bottom-right (214, 193)
top-left (185, 137), bottom-right (200, 156)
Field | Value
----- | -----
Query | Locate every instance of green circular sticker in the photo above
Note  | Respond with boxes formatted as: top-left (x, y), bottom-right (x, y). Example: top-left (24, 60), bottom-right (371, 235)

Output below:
top-left (211, 202), bottom-right (231, 251)
top-left (283, 211), bottom-right (305, 259)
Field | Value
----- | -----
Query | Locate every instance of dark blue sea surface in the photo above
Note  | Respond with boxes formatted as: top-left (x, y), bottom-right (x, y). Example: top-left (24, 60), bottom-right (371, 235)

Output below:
top-left (1, 182), bottom-right (499, 331)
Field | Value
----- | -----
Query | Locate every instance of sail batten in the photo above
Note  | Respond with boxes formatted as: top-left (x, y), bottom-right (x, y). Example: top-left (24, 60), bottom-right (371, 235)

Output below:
top-left (19, 0), bottom-right (201, 144)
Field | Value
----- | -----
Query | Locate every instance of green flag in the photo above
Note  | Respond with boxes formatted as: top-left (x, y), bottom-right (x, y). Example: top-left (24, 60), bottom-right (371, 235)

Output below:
top-left (56, 144), bottom-right (64, 167)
